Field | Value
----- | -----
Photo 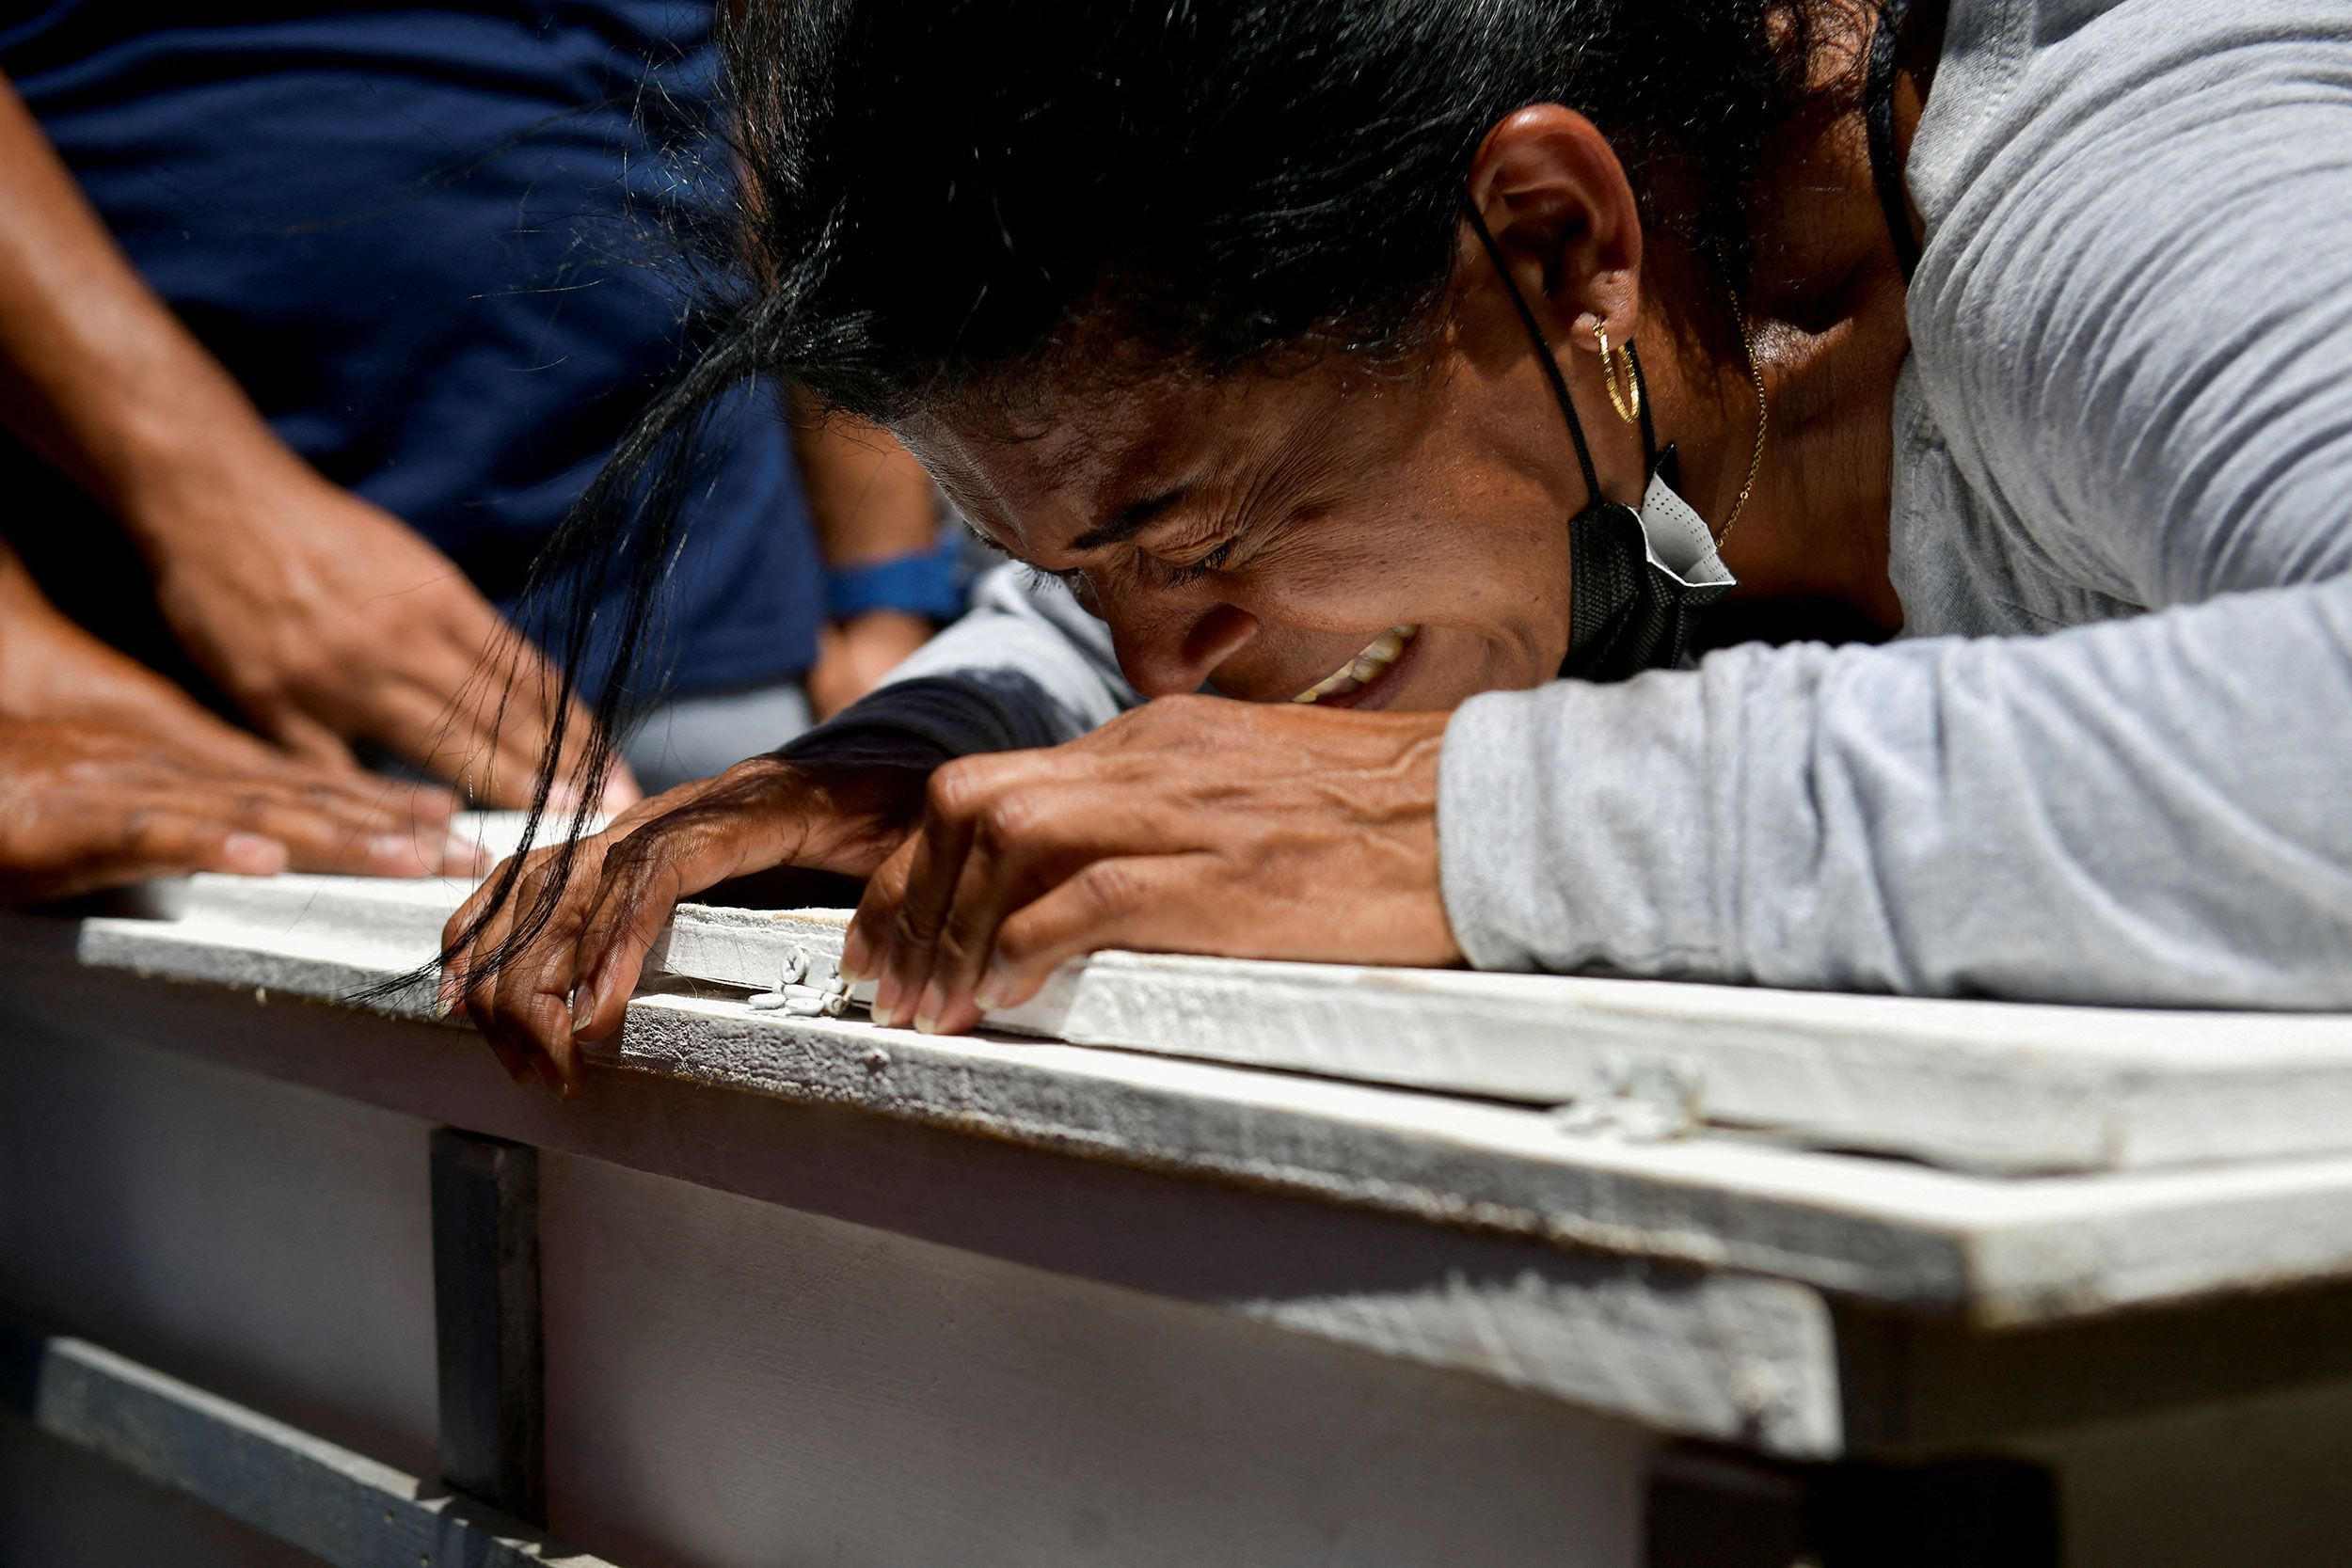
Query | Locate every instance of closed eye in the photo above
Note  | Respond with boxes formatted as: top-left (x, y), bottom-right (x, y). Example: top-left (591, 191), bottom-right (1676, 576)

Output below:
top-left (1153, 537), bottom-right (1236, 587)
top-left (1018, 562), bottom-right (1101, 610)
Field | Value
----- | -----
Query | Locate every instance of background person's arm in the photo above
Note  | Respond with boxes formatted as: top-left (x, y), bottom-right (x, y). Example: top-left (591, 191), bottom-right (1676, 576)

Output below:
top-left (0, 69), bottom-right (630, 810)
top-left (789, 402), bottom-right (948, 719)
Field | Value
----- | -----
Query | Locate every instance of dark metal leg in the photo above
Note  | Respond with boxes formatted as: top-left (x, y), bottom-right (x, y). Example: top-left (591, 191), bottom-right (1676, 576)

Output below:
top-left (429, 1128), bottom-right (544, 1526)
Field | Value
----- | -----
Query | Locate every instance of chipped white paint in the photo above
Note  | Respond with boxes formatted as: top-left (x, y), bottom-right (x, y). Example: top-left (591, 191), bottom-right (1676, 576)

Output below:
top-left (113, 866), bottom-right (2352, 1176)
top-left (657, 904), bottom-right (2352, 1176)
top-left (34, 865), bottom-right (2352, 1334)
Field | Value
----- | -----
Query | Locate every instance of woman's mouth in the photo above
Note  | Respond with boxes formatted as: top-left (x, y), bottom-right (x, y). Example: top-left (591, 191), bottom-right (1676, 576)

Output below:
top-left (1290, 625), bottom-right (1421, 707)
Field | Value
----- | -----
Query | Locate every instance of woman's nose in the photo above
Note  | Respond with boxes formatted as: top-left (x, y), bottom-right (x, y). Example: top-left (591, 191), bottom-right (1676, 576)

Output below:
top-left (1110, 599), bottom-right (1258, 698)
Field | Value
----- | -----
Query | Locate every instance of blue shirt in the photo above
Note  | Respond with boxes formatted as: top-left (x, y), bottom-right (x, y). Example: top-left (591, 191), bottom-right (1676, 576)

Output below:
top-left (0, 1), bottom-right (820, 698)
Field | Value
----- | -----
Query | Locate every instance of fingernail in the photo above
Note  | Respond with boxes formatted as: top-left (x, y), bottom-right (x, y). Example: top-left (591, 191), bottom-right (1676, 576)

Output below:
top-left (367, 832), bottom-right (425, 868)
top-left (839, 926), bottom-right (871, 981)
top-left (571, 1004), bottom-right (595, 1038)
top-left (973, 969), bottom-right (1005, 1014)
top-left (222, 832), bottom-right (289, 876)
top-left (913, 983), bottom-right (947, 1036)
top-left (444, 833), bottom-right (491, 874)
top-left (872, 973), bottom-right (902, 1027)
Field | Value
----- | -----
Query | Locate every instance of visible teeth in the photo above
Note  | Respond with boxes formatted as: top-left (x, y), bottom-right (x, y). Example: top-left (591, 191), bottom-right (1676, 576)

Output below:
top-left (1294, 625), bottom-right (1419, 705)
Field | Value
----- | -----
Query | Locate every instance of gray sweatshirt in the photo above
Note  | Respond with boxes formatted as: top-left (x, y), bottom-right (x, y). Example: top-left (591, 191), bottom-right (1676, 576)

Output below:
top-left (794, 0), bottom-right (2352, 1007)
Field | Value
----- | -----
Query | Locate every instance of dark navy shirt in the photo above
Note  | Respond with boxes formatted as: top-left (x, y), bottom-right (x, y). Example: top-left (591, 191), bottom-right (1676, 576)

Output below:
top-left (0, 1), bottom-right (819, 698)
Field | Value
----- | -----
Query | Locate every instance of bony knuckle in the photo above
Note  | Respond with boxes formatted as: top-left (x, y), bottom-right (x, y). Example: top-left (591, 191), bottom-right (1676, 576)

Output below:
top-left (991, 924), bottom-right (1039, 967)
top-left (1159, 691), bottom-right (1216, 721)
top-left (924, 759), bottom-right (992, 822)
top-left (276, 641), bottom-right (350, 698)
top-left (598, 857), bottom-right (675, 924)
top-left (977, 792), bottom-right (1043, 847)
top-left (889, 902), bottom-right (933, 950)
top-left (931, 923), bottom-right (984, 969)
top-left (1125, 693), bottom-right (1208, 736)
top-left (608, 813), bottom-right (665, 852)
top-left (1075, 860), bottom-right (1141, 916)
top-left (486, 989), bottom-right (542, 1044)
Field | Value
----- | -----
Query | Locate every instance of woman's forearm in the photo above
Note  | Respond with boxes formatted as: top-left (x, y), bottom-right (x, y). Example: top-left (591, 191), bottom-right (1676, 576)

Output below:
top-left (1441, 573), bottom-right (2352, 1007)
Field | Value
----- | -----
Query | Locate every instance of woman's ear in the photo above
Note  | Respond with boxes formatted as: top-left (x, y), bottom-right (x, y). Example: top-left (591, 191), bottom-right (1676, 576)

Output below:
top-left (1462, 105), bottom-right (1645, 356)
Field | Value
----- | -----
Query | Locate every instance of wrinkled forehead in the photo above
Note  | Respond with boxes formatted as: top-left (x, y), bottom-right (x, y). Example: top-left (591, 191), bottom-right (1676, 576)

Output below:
top-left (891, 358), bottom-right (1387, 562)
top-left (894, 386), bottom-right (1184, 560)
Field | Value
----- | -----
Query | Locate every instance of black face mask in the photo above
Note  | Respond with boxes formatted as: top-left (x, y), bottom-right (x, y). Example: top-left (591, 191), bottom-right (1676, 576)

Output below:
top-left (1465, 205), bottom-right (1735, 682)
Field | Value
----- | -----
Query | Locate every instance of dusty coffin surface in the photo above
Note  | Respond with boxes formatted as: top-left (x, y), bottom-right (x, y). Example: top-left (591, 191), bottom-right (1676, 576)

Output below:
top-left (85, 859), bottom-right (2352, 1178)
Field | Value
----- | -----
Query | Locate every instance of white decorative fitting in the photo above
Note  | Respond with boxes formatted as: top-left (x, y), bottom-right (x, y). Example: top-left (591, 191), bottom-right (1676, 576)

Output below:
top-left (748, 944), bottom-right (851, 1017)
top-left (1549, 1053), bottom-right (1704, 1144)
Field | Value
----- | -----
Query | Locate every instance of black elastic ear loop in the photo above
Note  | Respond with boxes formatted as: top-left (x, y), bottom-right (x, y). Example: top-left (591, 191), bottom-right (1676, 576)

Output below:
top-left (1625, 341), bottom-right (1660, 477)
top-left (1463, 198), bottom-right (1602, 505)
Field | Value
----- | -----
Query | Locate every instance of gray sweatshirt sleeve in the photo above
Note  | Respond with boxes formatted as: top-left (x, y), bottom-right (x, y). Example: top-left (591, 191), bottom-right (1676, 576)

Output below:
top-left (782, 562), bottom-right (1139, 765)
top-left (1439, 2), bottom-right (2352, 1006)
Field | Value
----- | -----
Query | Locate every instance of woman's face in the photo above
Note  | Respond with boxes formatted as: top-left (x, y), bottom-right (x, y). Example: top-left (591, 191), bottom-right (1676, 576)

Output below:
top-left (898, 269), bottom-right (1653, 713)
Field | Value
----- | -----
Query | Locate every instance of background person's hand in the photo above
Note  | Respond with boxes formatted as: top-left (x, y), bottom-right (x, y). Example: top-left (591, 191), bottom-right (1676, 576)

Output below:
top-left (0, 543), bottom-right (472, 874)
top-left (441, 747), bottom-right (939, 1094)
top-left (135, 456), bottom-right (641, 810)
top-left (0, 716), bottom-right (481, 903)
top-left (840, 696), bottom-right (1462, 1037)
top-left (2, 537), bottom-right (356, 776)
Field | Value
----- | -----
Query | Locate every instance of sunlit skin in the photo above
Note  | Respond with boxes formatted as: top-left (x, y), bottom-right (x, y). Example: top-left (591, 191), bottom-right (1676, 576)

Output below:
top-left (442, 8), bottom-right (1926, 1090)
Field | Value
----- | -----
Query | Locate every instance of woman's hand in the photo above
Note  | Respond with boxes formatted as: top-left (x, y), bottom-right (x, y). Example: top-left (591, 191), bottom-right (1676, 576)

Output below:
top-left (135, 460), bottom-right (639, 810)
top-left (840, 695), bottom-right (1461, 1037)
top-left (0, 717), bottom-right (474, 904)
top-left (440, 748), bottom-right (938, 1093)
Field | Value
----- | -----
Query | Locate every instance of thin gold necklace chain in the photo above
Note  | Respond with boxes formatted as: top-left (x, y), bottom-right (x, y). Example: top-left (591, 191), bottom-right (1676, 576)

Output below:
top-left (1711, 306), bottom-right (1769, 551)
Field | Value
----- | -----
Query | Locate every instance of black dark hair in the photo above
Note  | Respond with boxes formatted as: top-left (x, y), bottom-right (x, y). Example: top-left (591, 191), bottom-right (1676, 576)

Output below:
top-left (731, 0), bottom-right (1816, 419)
top-left (435, 0), bottom-right (1824, 989)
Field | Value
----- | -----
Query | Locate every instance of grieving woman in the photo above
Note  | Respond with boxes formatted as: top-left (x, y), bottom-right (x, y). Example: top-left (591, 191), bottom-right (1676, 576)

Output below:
top-left (445, 0), bottom-right (2352, 1091)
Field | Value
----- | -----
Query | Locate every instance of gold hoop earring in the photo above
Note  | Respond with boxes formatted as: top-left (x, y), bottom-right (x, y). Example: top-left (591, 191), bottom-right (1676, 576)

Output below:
top-left (1596, 323), bottom-right (1641, 425)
